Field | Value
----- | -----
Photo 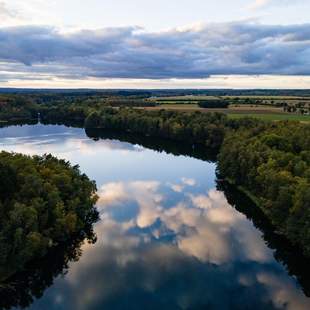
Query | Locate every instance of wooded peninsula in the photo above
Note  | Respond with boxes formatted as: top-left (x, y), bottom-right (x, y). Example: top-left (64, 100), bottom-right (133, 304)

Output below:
top-left (0, 152), bottom-right (98, 280)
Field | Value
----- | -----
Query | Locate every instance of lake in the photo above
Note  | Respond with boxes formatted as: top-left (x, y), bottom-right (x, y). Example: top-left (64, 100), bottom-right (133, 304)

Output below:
top-left (0, 123), bottom-right (309, 310)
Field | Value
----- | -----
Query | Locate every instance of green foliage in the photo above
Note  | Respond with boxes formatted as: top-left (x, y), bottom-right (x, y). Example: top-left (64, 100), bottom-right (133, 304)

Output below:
top-left (198, 100), bottom-right (229, 109)
top-left (85, 108), bottom-right (229, 149)
top-left (227, 113), bottom-right (310, 122)
top-left (217, 121), bottom-right (310, 255)
top-left (0, 152), bottom-right (98, 279)
top-left (0, 95), bottom-right (38, 121)
top-left (1, 91), bottom-right (310, 257)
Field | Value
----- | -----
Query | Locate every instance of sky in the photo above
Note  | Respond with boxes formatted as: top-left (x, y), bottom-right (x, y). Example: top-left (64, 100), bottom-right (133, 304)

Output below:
top-left (0, 0), bottom-right (310, 89)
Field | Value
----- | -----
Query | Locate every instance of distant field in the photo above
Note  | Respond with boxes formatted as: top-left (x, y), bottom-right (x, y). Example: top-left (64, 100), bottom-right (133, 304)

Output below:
top-left (145, 104), bottom-right (285, 113)
top-left (149, 95), bottom-right (220, 101)
top-left (150, 95), bottom-right (310, 102)
top-left (145, 104), bottom-right (200, 110)
top-left (149, 95), bottom-right (310, 107)
top-left (144, 94), bottom-right (310, 122)
top-left (223, 95), bottom-right (310, 100)
top-left (229, 105), bottom-right (284, 113)
top-left (143, 103), bottom-right (310, 122)
top-left (227, 113), bottom-right (310, 122)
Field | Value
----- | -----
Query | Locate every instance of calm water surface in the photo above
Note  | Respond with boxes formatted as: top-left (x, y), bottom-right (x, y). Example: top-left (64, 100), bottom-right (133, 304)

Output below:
top-left (0, 124), bottom-right (309, 310)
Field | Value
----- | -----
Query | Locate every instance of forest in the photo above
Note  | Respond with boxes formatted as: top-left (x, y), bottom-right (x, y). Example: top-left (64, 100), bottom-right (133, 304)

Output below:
top-left (218, 122), bottom-right (310, 255)
top-left (0, 95), bottom-right (38, 121)
top-left (0, 93), bottom-right (310, 257)
top-left (198, 100), bottom-right (229, 109)
top-left (0, 152), bottom-right (98, 280)
top-left (84, 108), bottom-right (229, 149)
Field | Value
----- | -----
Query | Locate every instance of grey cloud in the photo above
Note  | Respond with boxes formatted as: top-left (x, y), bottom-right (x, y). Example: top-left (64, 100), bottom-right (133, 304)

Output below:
top-left (0, 22), bottom-right (310, 80)
top-left (0, 1), bottom-right (20, 23)
top-left (0, 2), bottom-right (15, 19)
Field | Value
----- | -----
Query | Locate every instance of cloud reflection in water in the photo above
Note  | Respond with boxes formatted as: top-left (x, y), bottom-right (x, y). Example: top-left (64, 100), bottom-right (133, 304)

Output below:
top-left (1, 125), bottom-right (309, 309)
top-left (42, 179), bottom-right (309, 310)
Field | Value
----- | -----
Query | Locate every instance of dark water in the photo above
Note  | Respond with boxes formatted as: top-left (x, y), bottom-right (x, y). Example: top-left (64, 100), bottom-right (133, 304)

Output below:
top-left (0, 124), bottom-right (309, 310)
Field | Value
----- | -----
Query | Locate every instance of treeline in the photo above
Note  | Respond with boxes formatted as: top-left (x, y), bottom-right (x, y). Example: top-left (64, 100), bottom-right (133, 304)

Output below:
top-left (0, 95), bottom-right (38, 121)
top-left (39, 105), bottom-right (90, 123)
top-left (104, 98), bottom-right (158, 107)
top-left (85, 128), bottom-right (216, 161)
top-left (283, 102), bottom-right (310, 115)
top-left (198, 100), bottom-right (229, 109)
top-left (85, 108), bottom-right (230, 149)
top-left (0, 152), bottom-right (98, 280)
top-left (1, 88), bottom-right (310, 97)
top-left (0, 93), bottom-right (156, 123)
top-left (218, 122), bottom-right (310, 255)
top-left (2, 92), bottom-right (310, 124)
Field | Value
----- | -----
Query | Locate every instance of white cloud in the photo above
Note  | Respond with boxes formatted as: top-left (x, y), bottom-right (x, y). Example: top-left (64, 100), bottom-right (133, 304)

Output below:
top-left (168, 177), bottom-right (196, 193)
top-left (97, 182), bottom-right (273, 265)
top-left (249, 0), bottom-right (304, 10)
top-left (98, 181), bottom-right (163, 228)
top-left (249, 0), bottom-right (272, 10)
top-left (97, 182), bottom-right (129, 210)
top-left (0, 21), bottom-right (310, 85)
top-left (257, 272), bottom-right (310, 310)
top-left (0, 1), bottom-right (17, 23)
top-left (181, 177), bottom-right (196, 186)
top-left (169, 183), bottom-right (184, 193)
top-left (189, 194), bottom-right (213, 209)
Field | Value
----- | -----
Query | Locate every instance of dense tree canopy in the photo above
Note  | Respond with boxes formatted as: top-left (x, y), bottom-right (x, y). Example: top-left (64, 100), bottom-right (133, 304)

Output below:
top-left (0, 152), bottom-right (98, 280)
top-left (85, 108), bottom-right (229, 150)
top-left (0, 95), bottom-right (37, 121)
top-left (217, 122), bottom-right (310, 255)
top-left (198, 100), bottom-right (229, 109)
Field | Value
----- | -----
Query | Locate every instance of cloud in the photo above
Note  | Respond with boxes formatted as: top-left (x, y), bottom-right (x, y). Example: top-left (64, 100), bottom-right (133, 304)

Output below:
top-left (0, 1), bottom-right (28, 26)
top-left (0, 1), bottom-right (16, 21)
top-left (0, 21), bottom-right (310, 81)
top-left (249, 0), bottom-right (272, 9)
top-left (169, 183), bottom-right (184, 193)
top-left (168, 177), bottom-right (196, 193)
top-left (97, 181), bottom-right (273, 265)
top-left (249, 0), bottom-right (304, 10)
top-left (181, 177), bottom-right (196, 186)
top-left (257, 272), bottom-right (310, 310)
top-left (98, 181), bottom-right (163, 228)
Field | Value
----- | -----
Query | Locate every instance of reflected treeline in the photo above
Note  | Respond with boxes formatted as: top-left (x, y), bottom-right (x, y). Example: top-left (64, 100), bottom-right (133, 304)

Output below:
top-left (1, 120), bottom-right (217, 161)
top-left (0, 120), bottom-right (38, 129)
top-left (0, 119), bottom-right (85, 130)
top-left (40, 119), bottom-right (85, 129)
top-left (217, 180), bottom-right (310, 297)
top-left (85, 128), bottom-right (217, 162)
top-left (0, 233), bottom-right (95, 310)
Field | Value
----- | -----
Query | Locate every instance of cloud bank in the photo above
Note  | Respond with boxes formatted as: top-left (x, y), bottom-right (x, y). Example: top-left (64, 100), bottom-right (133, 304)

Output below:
top-left (0, 22), bottom-right (310, 81)
top-left (249, 0), bottom-right (305, 10)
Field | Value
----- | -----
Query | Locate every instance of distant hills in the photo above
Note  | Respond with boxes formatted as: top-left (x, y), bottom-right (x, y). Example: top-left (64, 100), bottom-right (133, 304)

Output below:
top-left (1, 88), bottom-right (310, 97)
